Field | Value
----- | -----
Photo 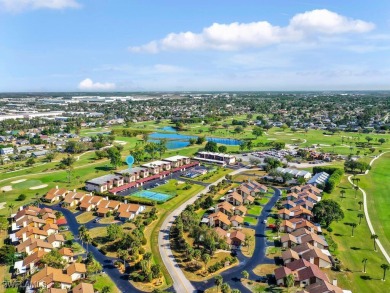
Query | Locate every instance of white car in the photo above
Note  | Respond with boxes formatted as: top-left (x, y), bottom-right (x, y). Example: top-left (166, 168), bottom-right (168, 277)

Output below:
top-left (263, 219), bottom-right (267, 224)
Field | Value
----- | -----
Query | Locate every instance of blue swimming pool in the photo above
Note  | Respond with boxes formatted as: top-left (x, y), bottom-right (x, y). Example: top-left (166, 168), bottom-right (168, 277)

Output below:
top-left (131, 190), bottom-right (173, 202)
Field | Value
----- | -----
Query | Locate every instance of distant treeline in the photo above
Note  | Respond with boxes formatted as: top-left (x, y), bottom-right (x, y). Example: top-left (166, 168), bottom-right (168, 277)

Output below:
top-left (111, 128), bottom-right (151, 137)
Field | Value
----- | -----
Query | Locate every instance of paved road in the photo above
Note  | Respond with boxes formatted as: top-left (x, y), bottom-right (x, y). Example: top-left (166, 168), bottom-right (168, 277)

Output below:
top-left (347, 151), bottom-right (390, 264)
top-left (192, 188), bottom-right (281, 293)
top-left (47, 205), bottom-right (144, 293)
top-left (158, 168), bottom-right (266, 293)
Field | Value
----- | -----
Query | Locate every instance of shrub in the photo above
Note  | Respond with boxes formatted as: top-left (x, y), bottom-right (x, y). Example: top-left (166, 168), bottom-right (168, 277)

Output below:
top-left (17, 194), bottom-right (26, 201)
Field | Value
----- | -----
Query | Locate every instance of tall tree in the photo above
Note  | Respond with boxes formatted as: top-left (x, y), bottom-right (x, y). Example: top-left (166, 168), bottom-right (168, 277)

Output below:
top-left (358, 213), bottom-right (364, 225)
top-left (362, 258), bottom-right (368, 273)
top-left (312, 199), bottom-right (344, 227)
top-left (371, 234), bottom-right (379, 251)
top-left (350, 223), bottom-right (357, 237)
top-left (214, 275), bottom-right (223, 293)
top-left (381, 264), bottom-right (389, 281)
top-left (107, 147), bottom-right (122, 169)
top-left (60, 155), bottom-right (76, 183)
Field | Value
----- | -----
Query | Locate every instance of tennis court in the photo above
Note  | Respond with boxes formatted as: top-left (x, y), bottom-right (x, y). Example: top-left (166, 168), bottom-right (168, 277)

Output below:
top-left (131, 190), bottom-right (173, 202)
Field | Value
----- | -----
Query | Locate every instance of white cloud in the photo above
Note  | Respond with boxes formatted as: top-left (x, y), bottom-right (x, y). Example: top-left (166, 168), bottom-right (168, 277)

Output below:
top-left (129, 9), bottom-right (374, 53)
top-left (289, 9), bottom-right (374, 34)
top-left (0, 0), bottom-right (81, 12)
top-left (78, 78), bottom-right (116, 90)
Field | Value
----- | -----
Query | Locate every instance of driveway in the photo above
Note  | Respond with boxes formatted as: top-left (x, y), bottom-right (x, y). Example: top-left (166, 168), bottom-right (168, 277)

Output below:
top-left (191, 188), bottom-right (281, 292)
top-left (47, 205), bottom-right (145, 293)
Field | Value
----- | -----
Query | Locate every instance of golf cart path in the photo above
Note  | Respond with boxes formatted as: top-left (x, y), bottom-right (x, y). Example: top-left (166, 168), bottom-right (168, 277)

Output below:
top-left (158, 167), bottom-right (258, 293)
top-left (347, 151), bottom-right (390, 264)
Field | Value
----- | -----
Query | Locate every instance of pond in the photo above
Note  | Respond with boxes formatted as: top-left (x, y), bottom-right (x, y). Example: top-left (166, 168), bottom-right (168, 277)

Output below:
top-left (157, 126), bottom-right (177, 132)
top-left (149, 132), bottom-right (242, 149)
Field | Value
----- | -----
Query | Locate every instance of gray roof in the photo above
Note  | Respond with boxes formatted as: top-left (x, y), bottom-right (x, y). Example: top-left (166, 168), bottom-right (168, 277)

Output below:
top-left (115, 167), bottom-right (148, 175)
top-left (308, 172), bottom-right (330, 185)
top-left (86, 174), bottom-right (121, 185)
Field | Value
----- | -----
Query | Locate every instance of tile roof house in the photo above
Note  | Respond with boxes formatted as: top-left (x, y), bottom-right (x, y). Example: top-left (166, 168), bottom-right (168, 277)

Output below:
top-left (297, 280), bottom-right (344, 293)
top-left (230, 215), bottom-right (244, 227)
top-left (44, 187), bottom-right (69, 203)
top-left (30, 266), bottom-right (72, 290)
top-left (229, 230), bottom-right (246, 246)
top-left (227, 192), bottom-right (244, 206)
top-left (208, 212), bottom-right (231, 230)
top-left (72, 283), bottom-right (94, 293)
top-left (274, 259), bottom-right (329, 288)
top-left (66, 263), bottom-right (87, 281)
top-left (58, 247), bottom-right (74, 263)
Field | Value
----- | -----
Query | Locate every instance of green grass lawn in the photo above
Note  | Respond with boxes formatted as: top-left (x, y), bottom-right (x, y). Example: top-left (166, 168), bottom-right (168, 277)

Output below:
top-left (76, 212), bottom-right (96, 224)
top-left (359, 152), bottom-right (390, 254)
top-left (244, 216), bottom-right (258, 226)
top-left (247, 205), bottom-right (262, 216)
top-left (324, 175), bottom-right (389, 292)
top-left (92, 273), bottom-right (120, 293)
top-left (196, 167), bottom-right (232, 183)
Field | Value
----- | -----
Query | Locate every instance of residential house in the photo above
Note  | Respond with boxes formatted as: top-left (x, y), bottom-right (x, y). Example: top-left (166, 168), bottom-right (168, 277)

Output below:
top-left (47, 234), bottom-right (65, 248)
top-left (66, 263), bottom-right (87, 281)
top-left (44, 187), bottom-right (69, 203)
top-left (85, 174), bottom-right (124, 193)
top-left (274, 259), bottom-right (329, 288)
top-left (30, 266), bottom-right (72, 290)
top-left (227, 192), bottom-right (243, 206)
top-left (72, 283), bottom-right (94, 293)
top-left (208, 212), bottom-right (231, 230)
top-left (229, 230), bottom-right (246, 246)
top-left (230, 215), bottom-right (244, 227)
top-left (58, 247), bottom-right (74, 263)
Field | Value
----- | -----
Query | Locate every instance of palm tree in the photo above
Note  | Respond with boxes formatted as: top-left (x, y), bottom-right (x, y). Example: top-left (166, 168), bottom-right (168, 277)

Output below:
top-left (214, 275), bottom-right (223, 292)
top-left (241, 270), bottom-right (249, 280)
top-left (84, 232), bottom-right (92, 253)
top-left (7, 203), bottom-right (15, 216)
top-left (340, 190), bottom-right (346, 201)
top-left (362, 258), bottom-right (368, 273)
top-left (246, 235), bottom-right (253, 252)
top-left (354, 185), bottom-right (359, 199)
top-left (201, 253), bottom-right (210, 272)
top-left (358, 213), bottom-right (364, 225)
top-left (371, 234), bottom-right (379, 251)
top-left (78, 225), bottom-right (87, 246)
top-left (351, 223), bottom-right (357, 237)
top-left (285, 273), bottom-right (295, 291)
top-left (354, 178), bottom-right (361, 187)
top-left (275, 218), bottom-right (282, 237)
top-left (358, 201), bottom-right (363, 211)
top-left (381, 264), bottom-right (389, 281)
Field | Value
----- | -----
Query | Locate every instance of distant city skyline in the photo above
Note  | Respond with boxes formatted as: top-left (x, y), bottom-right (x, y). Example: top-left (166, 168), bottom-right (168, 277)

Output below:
top-left (1, 0), bottom-right (390, 91)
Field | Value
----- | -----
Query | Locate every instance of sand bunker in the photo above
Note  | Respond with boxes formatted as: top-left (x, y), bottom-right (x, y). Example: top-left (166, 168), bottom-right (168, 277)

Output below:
top-left (285, 134), bottom-right (293, 136)
top-left (29, 184), bottom-right (48, 190)
top-left (11, 179), bottom-right (27, 184)
top-left (323, 135), bottom-right (332, 137)
top-left (320, 144), bottom-right (331, 146)
top-left (114, 140), bottom-right (127, 145)
top-left (0, 202), bottom-right (6, 210)
top-left (291, 139), bottom-right (298, 141)
top-left (267, 138), bottom-right (277, 140)
top-left (0, 186), bottom-right (12, 192)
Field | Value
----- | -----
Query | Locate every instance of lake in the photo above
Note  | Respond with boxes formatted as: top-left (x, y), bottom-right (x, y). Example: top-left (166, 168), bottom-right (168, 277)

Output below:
top-left (149, 131), bottom-right (242, 149)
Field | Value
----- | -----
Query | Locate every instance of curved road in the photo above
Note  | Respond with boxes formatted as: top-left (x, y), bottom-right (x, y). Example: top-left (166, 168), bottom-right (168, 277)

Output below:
top-left (347, 151), bottom-right (390, 264)
top-left (192, 188), bottom-right (281, 293)
top-left (46, 205), bottom-right (145, 293)
top-left (158, 167), bottom-right (280, 293)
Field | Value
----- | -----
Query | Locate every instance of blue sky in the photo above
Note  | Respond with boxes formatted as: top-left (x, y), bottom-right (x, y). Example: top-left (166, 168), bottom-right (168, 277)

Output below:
top-left (1, 0), bottom-right (390, 91)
